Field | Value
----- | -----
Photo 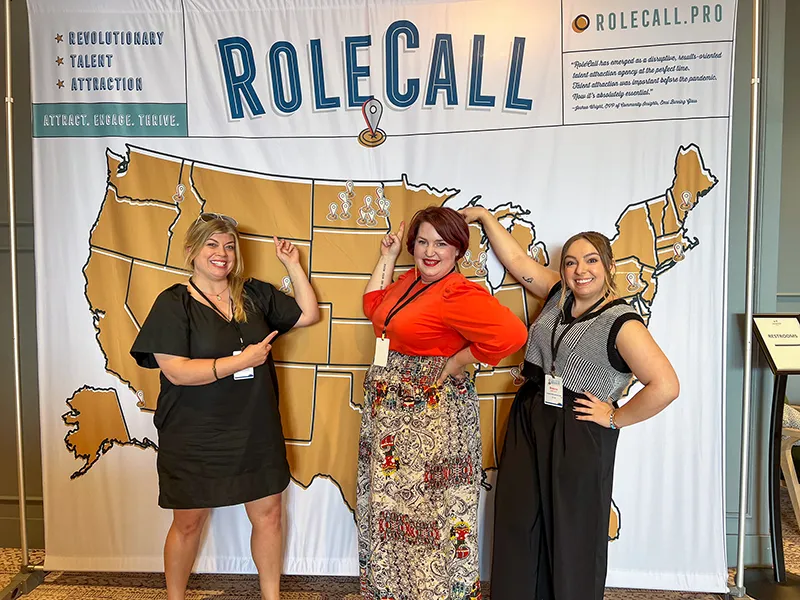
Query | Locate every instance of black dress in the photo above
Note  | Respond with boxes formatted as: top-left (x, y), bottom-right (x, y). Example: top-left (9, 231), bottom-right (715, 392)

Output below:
top-left (130, 278), bottom-right (302, 509)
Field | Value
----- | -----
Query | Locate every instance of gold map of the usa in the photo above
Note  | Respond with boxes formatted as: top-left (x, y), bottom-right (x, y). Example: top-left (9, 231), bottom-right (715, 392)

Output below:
top-left (63, 144), bottom-right (717, 539)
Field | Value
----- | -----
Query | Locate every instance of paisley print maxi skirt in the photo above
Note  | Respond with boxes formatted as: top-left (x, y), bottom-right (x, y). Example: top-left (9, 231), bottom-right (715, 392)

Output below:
top-left (357, 351), bottom-right (483, 600)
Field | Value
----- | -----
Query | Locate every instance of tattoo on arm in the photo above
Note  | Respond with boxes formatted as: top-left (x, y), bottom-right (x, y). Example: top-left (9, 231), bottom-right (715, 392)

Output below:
top-left (522, 276), bottom-right (533, 284)
top-left (380, 264), bottom-right (387, 289)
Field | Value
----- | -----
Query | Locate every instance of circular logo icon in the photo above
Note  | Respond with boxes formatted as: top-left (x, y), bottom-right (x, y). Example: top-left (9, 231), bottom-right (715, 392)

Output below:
top-left (572, 14), bottom-right (590, 33)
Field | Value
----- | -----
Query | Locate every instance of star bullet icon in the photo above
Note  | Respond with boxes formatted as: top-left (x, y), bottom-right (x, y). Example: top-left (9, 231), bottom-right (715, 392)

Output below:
top-left (56, 79), bottom-right (64, 89)
top-left (55, 56), bottom-right (64, 66)
top-left (54, 33), bottom-right (63, 43)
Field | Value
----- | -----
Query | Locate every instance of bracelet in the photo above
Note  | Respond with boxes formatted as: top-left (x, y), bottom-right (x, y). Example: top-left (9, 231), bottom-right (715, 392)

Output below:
top-left (609, 408), bottom-right (618, 430)
top-left (212, 358), bottom-right (219, 380)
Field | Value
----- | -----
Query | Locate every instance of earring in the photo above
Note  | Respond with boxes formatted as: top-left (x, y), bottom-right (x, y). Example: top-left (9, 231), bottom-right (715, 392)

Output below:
top-left (414, 265), bottom-right (419, 280)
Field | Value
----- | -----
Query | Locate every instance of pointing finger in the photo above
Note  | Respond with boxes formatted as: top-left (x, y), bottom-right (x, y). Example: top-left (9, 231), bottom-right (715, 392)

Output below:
top-left (262, 330), bottom-right (279, 345)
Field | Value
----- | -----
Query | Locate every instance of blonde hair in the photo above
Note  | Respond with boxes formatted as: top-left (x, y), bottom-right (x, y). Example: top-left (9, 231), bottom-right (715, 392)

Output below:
top-left (558, 231), bottom-right (617, 309)
top-left (184, 216), bottom-right (248, 322)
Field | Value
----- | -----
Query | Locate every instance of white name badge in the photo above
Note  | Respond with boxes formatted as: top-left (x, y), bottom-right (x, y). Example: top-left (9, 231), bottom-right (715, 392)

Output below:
top-left (544, 374), bottom-right (564, 408)
top-left (373, 337), bottom-right (390, 367)
top-left (232, 350), bottom-right (255, 380)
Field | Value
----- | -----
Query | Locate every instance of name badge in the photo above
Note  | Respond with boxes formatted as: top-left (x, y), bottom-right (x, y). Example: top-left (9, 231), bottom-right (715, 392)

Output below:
top-left (373, 337), bottom-right (390, 367)
top-left (232, 350), bottom-right (255, 380)
top-left (544, 374), bottom-right (564, 408)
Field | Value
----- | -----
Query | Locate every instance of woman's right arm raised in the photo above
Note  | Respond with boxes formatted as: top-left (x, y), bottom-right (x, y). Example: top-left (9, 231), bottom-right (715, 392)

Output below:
top-left (460, 206), bottom-right (559, 299)
top-left (364, 221), bottom-right (405, 294)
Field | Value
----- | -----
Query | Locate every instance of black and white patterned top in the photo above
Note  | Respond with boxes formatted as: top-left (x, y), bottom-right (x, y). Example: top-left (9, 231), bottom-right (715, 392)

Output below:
top-left (523, 282), bottom-right (644, 402)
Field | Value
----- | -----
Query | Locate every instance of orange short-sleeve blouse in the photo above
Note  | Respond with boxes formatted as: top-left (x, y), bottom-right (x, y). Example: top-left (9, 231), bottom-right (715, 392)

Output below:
top-left (363, 270), bottom-right (527, 366)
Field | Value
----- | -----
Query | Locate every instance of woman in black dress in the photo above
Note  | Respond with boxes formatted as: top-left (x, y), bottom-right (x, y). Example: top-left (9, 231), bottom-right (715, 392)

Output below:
top-left (130, 213), bottom-right (319, 600)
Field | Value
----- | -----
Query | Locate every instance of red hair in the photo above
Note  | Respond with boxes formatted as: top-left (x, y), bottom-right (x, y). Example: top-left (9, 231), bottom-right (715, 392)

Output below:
top-left (405, 206), bottom-right (470, 259)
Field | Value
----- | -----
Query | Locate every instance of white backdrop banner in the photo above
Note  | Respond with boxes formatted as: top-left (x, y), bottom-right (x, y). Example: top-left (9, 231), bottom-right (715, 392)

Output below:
top-left (28, 0), bottom-right (735, 591)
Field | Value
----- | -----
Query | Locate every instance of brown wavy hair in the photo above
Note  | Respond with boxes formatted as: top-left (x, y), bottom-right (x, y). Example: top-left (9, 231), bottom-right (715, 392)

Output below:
top-left (405, 206), bottom-right (470, 259)
top-left (558, 231), bottom-right (617, 308)
top-left (184, 216), bottom-right (248, 322)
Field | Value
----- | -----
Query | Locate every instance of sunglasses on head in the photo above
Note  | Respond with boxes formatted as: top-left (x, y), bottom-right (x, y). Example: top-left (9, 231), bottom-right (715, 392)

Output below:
top-left (196, 212), bottom-right (239, 227)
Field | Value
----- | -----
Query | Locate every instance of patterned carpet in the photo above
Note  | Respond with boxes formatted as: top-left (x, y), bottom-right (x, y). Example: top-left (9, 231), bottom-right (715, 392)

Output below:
top-left (6, 490), bottom-right (800, 600)
top-left (0, 555), bottom-right (739, 599)
top-left (0, 555), bottom-right (738, 600)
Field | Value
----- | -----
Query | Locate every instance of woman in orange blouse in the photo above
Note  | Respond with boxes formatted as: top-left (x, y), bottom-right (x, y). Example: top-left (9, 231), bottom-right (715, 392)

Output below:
top-left (357, 206), bottom-right (527, 600)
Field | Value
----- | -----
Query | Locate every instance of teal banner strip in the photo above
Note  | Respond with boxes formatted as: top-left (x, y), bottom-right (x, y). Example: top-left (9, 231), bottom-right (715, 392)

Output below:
top-left (33, 103), bottom-right (187, 137)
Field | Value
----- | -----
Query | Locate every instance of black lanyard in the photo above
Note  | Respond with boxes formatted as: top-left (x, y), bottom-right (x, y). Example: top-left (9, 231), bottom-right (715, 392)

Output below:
top-left (549, 295), bottom-right (606, 375)
top-left (189, 278), bottom-right (245, 350)
top-left (381, 269), bottom-right (454, 338)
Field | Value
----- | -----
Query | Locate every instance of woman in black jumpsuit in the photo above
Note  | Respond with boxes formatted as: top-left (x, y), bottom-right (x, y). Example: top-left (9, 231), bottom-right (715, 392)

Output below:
top-left (461, 207), bottom-right (680, 600)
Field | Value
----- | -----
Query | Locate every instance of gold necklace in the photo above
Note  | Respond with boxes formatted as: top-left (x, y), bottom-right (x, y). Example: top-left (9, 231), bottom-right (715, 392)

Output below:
top-left (194, 280), bottom-right (228, 301)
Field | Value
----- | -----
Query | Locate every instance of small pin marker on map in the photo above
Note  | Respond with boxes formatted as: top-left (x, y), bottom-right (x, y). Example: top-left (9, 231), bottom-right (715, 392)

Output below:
top-left (358, 98), bottom-right (387, 148)
top-left (475, 252), bottom-right (488, 277)
top-left (172, 184), bottom-right (185, 203)
top-left (279, 276), bottom-right (293, 294)
top-left (326, 202), bottom-right (339, 221)
top-left (511, 365), bottom-right (525, 386)
top-left (460, 249), bottom-right (474, 270)
top-left (337, 191), bottom-right (352, 220)
top-left (375, 186), bottom-right (390, 217)
top-left (356, 205), bottom-right (370, 227)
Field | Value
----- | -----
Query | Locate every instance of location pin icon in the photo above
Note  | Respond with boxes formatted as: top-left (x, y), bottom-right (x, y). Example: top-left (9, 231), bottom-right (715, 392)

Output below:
top-left (362, 98), bottom-right (383, 136)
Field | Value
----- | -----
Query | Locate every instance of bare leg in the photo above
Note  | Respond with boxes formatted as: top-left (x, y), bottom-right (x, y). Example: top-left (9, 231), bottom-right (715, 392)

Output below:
top-left (245, 494), bottom-right (283, 600)
top-left (164, 508), bottom-right (210, 600)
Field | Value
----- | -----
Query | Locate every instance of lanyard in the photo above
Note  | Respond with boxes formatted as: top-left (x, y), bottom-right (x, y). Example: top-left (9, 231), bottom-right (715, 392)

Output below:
top-left (381, 269), bottom-right (454, 338)
top-left (549, 295), bottom-right (606, 375)
top-left (189, 278), bottom-right (245, 350)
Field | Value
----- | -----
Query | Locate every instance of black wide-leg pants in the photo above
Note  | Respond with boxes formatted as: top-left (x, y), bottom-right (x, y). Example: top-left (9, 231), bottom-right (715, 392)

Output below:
top-left (491, 376), bottom-right (620, 600)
